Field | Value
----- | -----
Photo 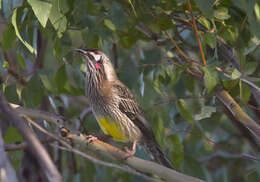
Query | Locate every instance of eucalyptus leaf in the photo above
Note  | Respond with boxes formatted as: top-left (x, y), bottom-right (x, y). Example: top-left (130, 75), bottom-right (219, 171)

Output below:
top-left (176, 99), bottom-right (194, 124)
top-left (28, 0), bottom-right (52, 27)
top-left (202, 66), bottom-right (219, 93)
top-left (12, 8), bottom-right (37, 54)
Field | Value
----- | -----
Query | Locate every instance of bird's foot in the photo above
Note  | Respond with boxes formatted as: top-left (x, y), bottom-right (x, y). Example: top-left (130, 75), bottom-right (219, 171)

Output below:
top-left (124, 140), bottom-right (137, 159)
top-left (86, 135), bottom-right (98, 144)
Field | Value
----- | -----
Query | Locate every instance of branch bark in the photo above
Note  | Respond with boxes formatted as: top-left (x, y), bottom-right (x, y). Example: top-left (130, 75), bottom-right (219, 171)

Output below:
top-left (5, 102), bottom-right (203, 181)
top-left (216, 90), bottom-right (260, 139)
top-left (64, 131), bottom-right (205, 182)
top-left (0, 129), bottom-right (18, 182)
top-left (0, 92), bottom-right (63, 182)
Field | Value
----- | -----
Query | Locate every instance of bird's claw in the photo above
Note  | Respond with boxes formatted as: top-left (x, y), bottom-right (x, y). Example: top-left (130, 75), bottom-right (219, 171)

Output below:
top-left (86, 135), bottom-right (98, 144)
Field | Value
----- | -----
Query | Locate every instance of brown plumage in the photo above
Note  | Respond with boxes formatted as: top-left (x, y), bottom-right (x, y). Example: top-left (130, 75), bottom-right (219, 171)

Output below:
top-left (75, 48), bottom-right (173, 168)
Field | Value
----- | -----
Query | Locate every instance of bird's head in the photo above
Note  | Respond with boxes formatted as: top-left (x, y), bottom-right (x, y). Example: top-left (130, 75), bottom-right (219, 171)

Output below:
top-left (75, 48), bottom-right (117, 82)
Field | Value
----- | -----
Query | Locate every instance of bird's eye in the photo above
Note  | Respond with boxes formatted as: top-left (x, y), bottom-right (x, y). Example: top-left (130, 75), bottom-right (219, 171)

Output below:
top-left (97, 57), bottom-right (103, 63)
top-left (92, 53), bottom-right (102, 62)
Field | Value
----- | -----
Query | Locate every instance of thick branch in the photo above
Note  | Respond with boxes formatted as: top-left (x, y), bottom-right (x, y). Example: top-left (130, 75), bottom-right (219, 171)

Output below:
top-left (216, 90), bottom-right (260, 139)
top-left (0, 92), bottom-right (63, 182)
top-left (64, 132), bottom-right (205, 182)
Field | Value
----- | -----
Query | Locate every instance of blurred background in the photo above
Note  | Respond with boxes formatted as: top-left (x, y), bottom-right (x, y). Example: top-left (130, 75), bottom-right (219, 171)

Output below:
top-left (0, 0), bottom-right (260, 181)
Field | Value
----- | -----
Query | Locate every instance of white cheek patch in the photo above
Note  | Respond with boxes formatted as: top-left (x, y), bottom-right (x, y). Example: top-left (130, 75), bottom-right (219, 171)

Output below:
top-left (89, 52), bottom-right (101, 61)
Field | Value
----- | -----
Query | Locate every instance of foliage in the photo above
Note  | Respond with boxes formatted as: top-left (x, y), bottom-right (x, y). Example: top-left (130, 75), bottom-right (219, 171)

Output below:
top-left (0, 0), bottom-right (260, 182)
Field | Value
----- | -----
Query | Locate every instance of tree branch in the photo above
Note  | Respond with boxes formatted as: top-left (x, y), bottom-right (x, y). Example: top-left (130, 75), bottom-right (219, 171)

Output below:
top-left (0, 92), bottom-right (63, 182)
top-left (0, 129), bottom-right (18, 182)
top-left (7, 102), bottom-right (204, 181)
top-left (4, 138), bottom-right (55, 151)
top-left (187, 0), bottom-right (207, 66)
top-left (216, 90), bottom-right (260, 139)
top-left (9, 103), bottom-right (66, 126)
top-left (62, 130), bottom-right (205, 182)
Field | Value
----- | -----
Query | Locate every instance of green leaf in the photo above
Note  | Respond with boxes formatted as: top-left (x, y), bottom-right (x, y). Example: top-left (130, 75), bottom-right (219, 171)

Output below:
top-left (194, 0), bottom-right (214, 18)
top-left (244, 61), bottom-right (259, 75)
top-left (1, 24), bottom-right (16, 51)
top-left (49, 0), bottom-right (67, 38)
top-left (2, 61), bottom-right (9, 68)
top-left (202, 66), bottom-right (219, 93)
top-left (17, 53), bottom-right (26, 69)
top-left (184, 74), bottom-right (195, 92)
top-left (214, 7), bottom-right (230, 20)
top-left (203, 33), bottom-right (216, 48)
top-left (194, 106), bottom-right (216, 120)
top-left (153, 116), bottom-right (165, 146)
top-left (4, 85), bottom-right (19, 104)
top-left (153, 77), bottom-right (163, 95)
top-left (104, 19), bottom-right (116, 31)
top-left (4, 126), bottom-right (23, 143)
top-left (21, 75), bottom-right (44, 107)
top-left (231, 69), bottom-right (241, 79)
top-left (223, 79), bottom-right (239, 90)
top-left (167, 134), bottom-right (184, 169)
top-left (55, 64), bottom-right (70, 93)
top-left (28, 0), bottom-right (52, 27)
top-left (12, 8), bottom-right (37, 54)
top-left (53, 36), bottom-right (71, 60)
top-left (198, 17), bottom-right (211, 30)
top-left (176, 99), bottom-right (194, 124)
top-left (239, 80), bottom-right (251, 104)
top-left (127, 0), bottom-right (137, 17)
top-left (108, 2), bottom-right (126, 31)
top-left (39, 73), bottom-right (57, 93)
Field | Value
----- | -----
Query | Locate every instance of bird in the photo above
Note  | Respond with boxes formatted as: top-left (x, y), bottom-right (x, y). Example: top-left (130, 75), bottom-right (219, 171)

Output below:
top-left (75, 48), bottom-right (173, 169)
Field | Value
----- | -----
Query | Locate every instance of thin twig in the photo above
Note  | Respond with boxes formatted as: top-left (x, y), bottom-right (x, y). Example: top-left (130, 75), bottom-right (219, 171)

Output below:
top-left (5, 138), bottom-right (55, 151)
top-left (199, 150), bottom-right (260, 162)
top-left (23, 115), bottom-right (71, 149)
top-left (187, 0), bottom-right (207, 66)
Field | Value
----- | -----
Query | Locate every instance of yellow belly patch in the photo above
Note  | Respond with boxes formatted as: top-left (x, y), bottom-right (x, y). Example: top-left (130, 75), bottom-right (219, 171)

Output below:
top-left (97, 117), bottom-right (127, 141)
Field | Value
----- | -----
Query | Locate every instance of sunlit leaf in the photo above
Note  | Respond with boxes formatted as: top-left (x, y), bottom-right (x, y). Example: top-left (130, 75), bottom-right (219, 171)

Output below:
top-left (195, 106), bottom-right (216, 120)
top-left (127, 0), bottom-right (137, 17)
top-left (202, 66), bottom-right (219, 93)
top-left (12, 8), bottom-right (37, 54)
top-left (49, 0), bottom-right (67, 37)
top-left (214, 7), bottom-right (230, 20)
top-left (239, 80), bottom-right (251, 104)
top-left (167, 134), bottom-right (184, 169)
top-left (104, 19), bottom-right (116, 31)
top-left (231, 69), bottom-right (241, 79)
top-left (28, 0), bottom-right (52, 27)
top-left (176, 99), bottom-right (194, 124)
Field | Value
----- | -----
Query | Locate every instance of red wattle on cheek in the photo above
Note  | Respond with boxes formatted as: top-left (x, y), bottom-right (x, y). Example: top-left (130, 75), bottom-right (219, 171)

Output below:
top-left (95, 63), bottom-right (101, 70)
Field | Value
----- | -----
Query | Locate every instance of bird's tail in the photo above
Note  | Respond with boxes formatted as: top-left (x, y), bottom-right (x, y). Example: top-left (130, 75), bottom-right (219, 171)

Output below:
top-left (143, 139), bottom-right (173, 169)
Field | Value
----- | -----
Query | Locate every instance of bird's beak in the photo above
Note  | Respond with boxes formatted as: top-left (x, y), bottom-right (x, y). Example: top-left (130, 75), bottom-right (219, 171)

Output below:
top-left (74, 48), bottom-right (87, 55)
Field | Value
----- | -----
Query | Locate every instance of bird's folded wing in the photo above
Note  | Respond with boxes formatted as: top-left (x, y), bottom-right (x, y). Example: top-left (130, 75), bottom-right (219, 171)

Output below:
top-left (112, 81), bottom-right (155, 139)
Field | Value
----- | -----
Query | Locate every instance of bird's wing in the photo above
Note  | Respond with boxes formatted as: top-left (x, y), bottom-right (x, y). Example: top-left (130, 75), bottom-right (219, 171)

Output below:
top-left (112, 81), bottom-right (154, 138)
